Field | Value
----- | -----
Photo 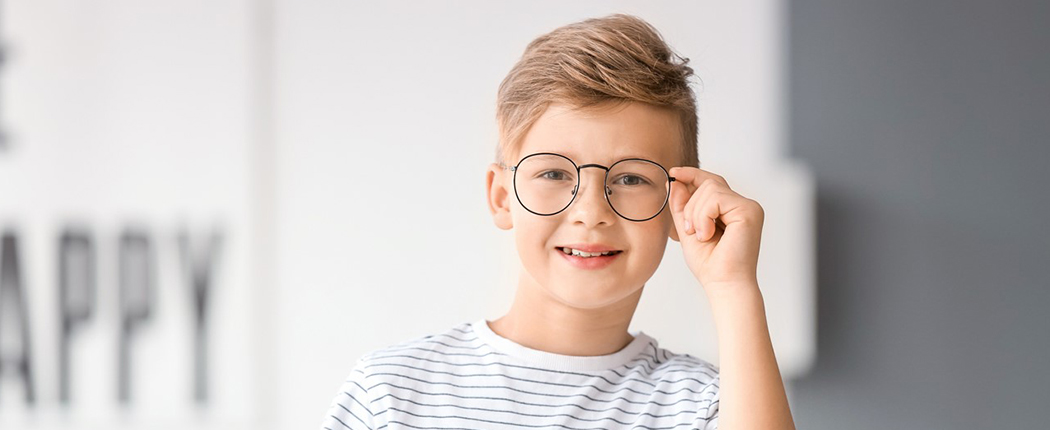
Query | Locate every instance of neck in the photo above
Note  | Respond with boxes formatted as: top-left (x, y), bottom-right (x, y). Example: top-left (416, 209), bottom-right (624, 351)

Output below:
top-left (488, 269), bottom-right (642, 357)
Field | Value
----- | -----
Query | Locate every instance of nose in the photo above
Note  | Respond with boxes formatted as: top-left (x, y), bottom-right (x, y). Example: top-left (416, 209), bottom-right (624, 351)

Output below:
top-left (567, 166), bottom-right (617, 227)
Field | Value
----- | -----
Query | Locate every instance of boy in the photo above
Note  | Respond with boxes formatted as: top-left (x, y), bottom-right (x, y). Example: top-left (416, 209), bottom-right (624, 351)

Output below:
top-left (320, 13), bottom-right (795, 430)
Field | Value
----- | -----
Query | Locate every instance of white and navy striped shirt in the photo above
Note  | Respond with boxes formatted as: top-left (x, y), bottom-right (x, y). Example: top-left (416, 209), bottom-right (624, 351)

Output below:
top-left (320, 319), bottom-right (720, 430)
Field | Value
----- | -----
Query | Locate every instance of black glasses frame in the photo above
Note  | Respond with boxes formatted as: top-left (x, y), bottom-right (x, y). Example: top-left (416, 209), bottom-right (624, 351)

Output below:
top-left (498, 152), bottom-right (677, 222)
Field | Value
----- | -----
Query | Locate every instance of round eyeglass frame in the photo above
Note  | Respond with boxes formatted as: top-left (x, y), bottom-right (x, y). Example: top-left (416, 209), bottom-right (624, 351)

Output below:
top-left (498, 152), bottom-right (678, 222)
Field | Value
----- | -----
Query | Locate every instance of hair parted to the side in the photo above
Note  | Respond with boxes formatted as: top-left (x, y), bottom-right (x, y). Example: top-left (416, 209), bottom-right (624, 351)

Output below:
top-left (496, 13), bottom-right (700, 168)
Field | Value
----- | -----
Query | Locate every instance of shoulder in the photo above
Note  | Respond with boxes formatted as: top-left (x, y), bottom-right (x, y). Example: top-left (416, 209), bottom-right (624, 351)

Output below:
top-left (631, 337), bottom-right (720, 387)
top-left (638, 343), bottom-right (721, 426)
top-left (655, 346), bottom-right (720, 377)
top-left (358, 320), bottom-right (483, 366)
top-left (346, 320), bottom-right (483, 406)
top-left (627, 339), bottom-right (720, 421)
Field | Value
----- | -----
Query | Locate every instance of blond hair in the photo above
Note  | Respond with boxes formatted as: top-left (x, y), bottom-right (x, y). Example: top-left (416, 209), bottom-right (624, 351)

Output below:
top-left (495, 13), bottom-right (699, 167)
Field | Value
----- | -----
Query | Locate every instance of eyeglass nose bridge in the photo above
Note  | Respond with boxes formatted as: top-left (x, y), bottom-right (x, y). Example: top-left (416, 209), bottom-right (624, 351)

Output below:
top-left (570, 163), bottom-right (614, 198)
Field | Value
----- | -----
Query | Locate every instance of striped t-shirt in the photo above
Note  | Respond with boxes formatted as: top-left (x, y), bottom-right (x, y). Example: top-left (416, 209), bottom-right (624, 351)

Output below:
top-left (319, 319), bottom-right (720, 430)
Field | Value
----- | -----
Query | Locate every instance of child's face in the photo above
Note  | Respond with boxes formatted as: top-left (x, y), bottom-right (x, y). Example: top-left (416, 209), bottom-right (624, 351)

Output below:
top-left (487, 101), bottom-right (684, 309)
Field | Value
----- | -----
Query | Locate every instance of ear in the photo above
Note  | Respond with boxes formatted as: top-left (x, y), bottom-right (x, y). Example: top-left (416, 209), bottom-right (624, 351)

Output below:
top-left (486, 163), bottom-right (514, 230)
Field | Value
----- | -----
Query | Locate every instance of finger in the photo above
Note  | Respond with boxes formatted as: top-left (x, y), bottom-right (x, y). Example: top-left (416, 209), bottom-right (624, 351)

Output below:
top-left (669, 179), bottom-right (689, 215)
top-left (689, 182), bottom-right (722, 240)
top-left (667, 178), bottom-right (701, 233)
top-left (669, 166), bottom-right (730, 191)
top-left (681, 182), bottom-right (703, 235)
top-left (683, 178), bottom-right (722, 235)
top-left (696, 191), bottom-right (728, 242)
top-left (668, 180), bottom-right (694, 234)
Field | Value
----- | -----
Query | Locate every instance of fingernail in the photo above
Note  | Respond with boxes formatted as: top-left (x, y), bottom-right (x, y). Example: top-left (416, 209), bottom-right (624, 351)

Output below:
top-left (684, 220), bottom-right (692, 232)
top-left (695, 231), bottom-right (703, 241)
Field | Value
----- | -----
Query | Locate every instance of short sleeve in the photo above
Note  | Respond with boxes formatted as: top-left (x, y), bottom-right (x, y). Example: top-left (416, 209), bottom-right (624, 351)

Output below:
top-left (319, 357), bottom-right (375, 430)
top-left (696, 373), bottom-right (720, 430)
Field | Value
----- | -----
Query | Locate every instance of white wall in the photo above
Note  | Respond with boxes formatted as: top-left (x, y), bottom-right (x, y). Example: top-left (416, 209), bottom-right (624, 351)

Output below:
top-left (0, 1), bottom-right (257, 428)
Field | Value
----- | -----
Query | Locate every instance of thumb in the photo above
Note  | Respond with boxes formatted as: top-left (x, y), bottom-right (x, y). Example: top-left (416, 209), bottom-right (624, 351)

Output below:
top-left (668, 180), bottom-right (690, 233)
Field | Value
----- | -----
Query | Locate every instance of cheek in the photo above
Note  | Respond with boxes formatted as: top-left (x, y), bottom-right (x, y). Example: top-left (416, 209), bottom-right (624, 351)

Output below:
top-left (512, 217), bottom-right (556, 258)
top-left (512, 218), bottom-right (564, 290)
top-left (627, 224), bottom-right (672, 268)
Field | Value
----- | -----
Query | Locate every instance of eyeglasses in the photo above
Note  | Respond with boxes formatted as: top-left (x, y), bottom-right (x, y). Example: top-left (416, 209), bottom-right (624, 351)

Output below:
top-left (498, 152), bottom-right (677, 222)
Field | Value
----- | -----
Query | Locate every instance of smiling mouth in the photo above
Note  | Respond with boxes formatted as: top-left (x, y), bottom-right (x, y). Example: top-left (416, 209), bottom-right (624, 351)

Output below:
top-left (556, 247), bottom-right (624, 258)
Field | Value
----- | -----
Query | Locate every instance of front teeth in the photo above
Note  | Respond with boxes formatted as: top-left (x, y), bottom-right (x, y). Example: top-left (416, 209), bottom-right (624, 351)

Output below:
top-left (560, 247), bottom-right (618, 258)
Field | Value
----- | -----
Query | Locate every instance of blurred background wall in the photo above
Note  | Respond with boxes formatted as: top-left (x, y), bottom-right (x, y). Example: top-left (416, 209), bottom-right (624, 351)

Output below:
top-left (0, 1), bottom-right (257, 429)
top-left (786, 1), bottom-right (1049, 428)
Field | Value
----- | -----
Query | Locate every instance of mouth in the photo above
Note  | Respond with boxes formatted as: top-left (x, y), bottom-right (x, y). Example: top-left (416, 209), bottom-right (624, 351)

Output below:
top-left (555, 246), bottom-right (624, 270)
top-left (556, 247), bottom-right (624, 257)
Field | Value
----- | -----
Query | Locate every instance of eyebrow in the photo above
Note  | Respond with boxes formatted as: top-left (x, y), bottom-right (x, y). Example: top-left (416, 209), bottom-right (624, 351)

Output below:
top-left (535, 151), bottom-right (660, 163)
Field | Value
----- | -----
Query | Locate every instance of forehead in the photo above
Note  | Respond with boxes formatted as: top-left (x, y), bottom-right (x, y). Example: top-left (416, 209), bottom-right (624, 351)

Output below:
top-left (516, 101), bottom-right (682, 167)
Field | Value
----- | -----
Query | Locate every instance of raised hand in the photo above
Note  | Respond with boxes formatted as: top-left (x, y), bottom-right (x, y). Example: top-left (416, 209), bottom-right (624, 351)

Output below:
top-left (667, 166), bottom-right (765, 297)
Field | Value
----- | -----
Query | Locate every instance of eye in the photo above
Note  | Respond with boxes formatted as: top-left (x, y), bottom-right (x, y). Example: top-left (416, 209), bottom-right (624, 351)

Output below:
top-left (614, 174), bottom-right (651, 186)
top-left (539, 170), bottom-right (572, 181)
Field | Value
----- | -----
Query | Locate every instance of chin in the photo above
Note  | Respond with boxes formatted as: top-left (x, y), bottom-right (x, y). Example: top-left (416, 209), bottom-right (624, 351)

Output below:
top-left (544, 279), bottom-right (638, 310)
